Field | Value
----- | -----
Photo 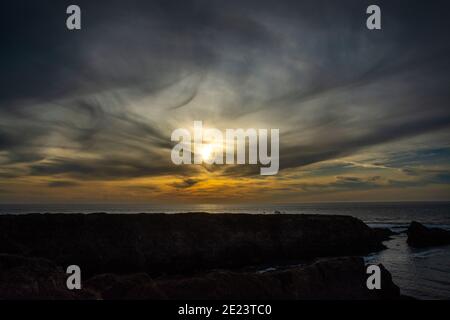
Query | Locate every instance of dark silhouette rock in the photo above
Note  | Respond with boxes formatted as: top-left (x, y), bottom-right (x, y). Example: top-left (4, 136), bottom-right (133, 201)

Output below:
top-left (0, 254), bottom-right (403, 300)
top-left (0, 254), bottom-right (93, 299)
top-left (407, 221), bottom-right (450, 248)
top-left (372, 227), bottom-right (397, 241)
top-left (83, 257), bottom-right (402, 300)
top-left (0, 213), bottom-right (385, 277)
top-left (0, 212), bottom-right (405, 300)
top-left (85, 273), bottom-right (165, 300)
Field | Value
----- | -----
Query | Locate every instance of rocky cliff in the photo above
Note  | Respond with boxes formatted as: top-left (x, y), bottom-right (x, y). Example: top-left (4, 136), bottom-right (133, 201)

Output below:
top-left (0, 213), bottom-right (385, 276)
top-left (0, 254), bottom-right (402, 300)
top-left (407, 221), bottom-right (450, 248)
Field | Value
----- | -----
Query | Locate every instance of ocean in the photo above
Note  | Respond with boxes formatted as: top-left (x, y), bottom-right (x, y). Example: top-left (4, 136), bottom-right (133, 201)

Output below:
top-left (1, 201), bottom-right (449, 299)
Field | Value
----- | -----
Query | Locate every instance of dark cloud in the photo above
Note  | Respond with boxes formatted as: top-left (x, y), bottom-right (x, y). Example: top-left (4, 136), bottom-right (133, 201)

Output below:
top-left (30, 157), bottom-right (197, 180)
top-left (336, 176), bottom-right (365, 183)
top-left (170, 178), bottom-right (202, 189)
top-left (0, 0), bottom-right (449, 184)
top-left (48, 181), bottom-right (80, 188)
top-left (121, 185), bottom-right (160, 192)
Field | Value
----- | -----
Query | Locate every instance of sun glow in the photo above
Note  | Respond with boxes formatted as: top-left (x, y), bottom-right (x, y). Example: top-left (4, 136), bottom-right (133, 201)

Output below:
top-left (200, 144), bottom-right (214, 161)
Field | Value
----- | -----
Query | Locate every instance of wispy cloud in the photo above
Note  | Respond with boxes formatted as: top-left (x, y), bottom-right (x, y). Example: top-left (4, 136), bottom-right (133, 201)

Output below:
top-left (0, 0), bottom-right (449, 202)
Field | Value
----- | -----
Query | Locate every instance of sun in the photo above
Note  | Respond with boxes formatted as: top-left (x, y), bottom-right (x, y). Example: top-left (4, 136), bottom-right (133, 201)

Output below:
top-left (200, 144), bottom-right (214, 161)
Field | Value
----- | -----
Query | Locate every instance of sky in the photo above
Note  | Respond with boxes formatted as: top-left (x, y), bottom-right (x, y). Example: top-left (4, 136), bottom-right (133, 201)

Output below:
top-left (0, 0), bottom-right (449, 204)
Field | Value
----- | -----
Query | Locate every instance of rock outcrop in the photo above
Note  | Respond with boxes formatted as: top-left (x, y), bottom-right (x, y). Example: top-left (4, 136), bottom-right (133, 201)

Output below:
top-left (407, 221), bottom-right (450, 248)
top-left (372, 227), bottom-right (397, 241)
top-left (137, 257), bottom-right (401, 300)
top-left (0, 213), bottom-right (385, 276)
top-left (0, 254), bottom-right (93, 299)
top-left (0, 213), bottom-right (403, 300)
top-left (0, 254), bottom-right (402, 300)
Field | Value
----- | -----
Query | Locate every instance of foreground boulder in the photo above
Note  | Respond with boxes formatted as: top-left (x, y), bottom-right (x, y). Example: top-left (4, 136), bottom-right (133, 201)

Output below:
top-left (0, 254), bottom-right (93, 299)
top-left (83, 257), bottom-right (401, 300)
top-left (372, 227), bottom-right (397, 241)
top-left (150, 257), bottom-right (401, 300)
top-left (407, 221), bottom-right (450, 248)
top-left (0, 213), bottom-right (384, 276)
top-left (0, 254), bottom-right (402, 299)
